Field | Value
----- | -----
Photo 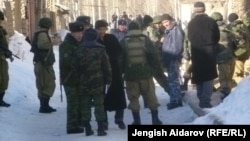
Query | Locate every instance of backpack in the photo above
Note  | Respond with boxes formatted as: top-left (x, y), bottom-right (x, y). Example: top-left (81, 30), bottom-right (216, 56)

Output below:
top-left (30, 31), bottom-right (55, 65)
top-left (124, 35), bottom-right (147, 66)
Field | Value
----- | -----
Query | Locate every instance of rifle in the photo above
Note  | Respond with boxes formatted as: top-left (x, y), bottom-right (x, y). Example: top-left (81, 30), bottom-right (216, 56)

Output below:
top-left (0, 45), bottom-right (20, 61)
top-left (59, 71), bottom-right (74, 103)
top-left (60, 83), bottom-right (63, 102)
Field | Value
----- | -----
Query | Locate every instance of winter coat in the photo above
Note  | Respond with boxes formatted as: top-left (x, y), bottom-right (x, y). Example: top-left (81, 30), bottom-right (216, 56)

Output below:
top-left (188, 13), bottom-right (220, 84)
top-left (162, 22), bottom-right (184, 67)
top-left (97, 34), bottom-right (127, 111)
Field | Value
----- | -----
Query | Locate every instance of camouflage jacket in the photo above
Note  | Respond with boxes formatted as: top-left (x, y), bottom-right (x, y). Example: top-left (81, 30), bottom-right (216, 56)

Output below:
top-left (216, 22), bottom-right (234, 64)
top-left (59, 33), bottom-right (81, 86)
top-left (72, 41), bottom-right (112, 89)
top-left (226, 20), bottom-right (250, 60)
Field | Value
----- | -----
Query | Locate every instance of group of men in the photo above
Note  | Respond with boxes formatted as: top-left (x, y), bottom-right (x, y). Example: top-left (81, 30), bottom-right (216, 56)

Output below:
top-left (1, 0), bottom-right (250, 137)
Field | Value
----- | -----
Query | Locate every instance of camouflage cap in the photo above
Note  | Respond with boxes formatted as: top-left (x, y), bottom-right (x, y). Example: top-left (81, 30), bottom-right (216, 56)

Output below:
top-left (152, 15), bottom-right (162, 24)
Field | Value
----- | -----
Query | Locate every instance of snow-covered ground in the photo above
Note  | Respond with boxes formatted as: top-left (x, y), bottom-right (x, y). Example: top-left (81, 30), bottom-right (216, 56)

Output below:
top-left (1, 31), bottom-right (250, 141)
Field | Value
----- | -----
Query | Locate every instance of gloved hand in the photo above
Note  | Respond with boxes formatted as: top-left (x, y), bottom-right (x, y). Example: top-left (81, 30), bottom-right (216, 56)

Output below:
top-left (5, 50), bottom-right (14, 62)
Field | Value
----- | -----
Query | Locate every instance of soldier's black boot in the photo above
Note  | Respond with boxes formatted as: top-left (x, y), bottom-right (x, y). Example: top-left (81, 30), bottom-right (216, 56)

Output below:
top-left (67, 127), bottom-right (84, 134)
top-left (97, 121), bottom-right (107, 136)
top-left (114, 109), bottom-right (126, 129)
top-left (83, 121), bottom-right (94, 136)
top-left (39, 97), bottom-right (56, 113)
top-left (131, 111), bottom-right (141, 125)
top-left (45, 98), bottom-right (56, 112)
top-left (0, 92), bottom-right (10, 107)
top-left (151, 110), bottom-right (162, 125)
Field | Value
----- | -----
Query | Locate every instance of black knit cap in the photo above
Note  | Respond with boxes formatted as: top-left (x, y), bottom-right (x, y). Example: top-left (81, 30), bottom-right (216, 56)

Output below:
top-left (194, 1), bottom-right (205, 8)
top-left (193, 1), bottom-right (205, 13)
top-left (228, 13), bottom-right (239, 22)
top-left (84, 28), bottom-right (98, 41)
top-left (95, 19), bottom-right (108, 29)
top-left (68, 21), bottom-right (84, 32)
top-left (143, 15), bottom-right (153, 25)
top-left (0, 11), bottom-right (4, 20)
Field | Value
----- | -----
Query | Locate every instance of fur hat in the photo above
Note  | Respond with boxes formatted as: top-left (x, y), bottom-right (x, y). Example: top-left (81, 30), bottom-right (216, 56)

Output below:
top-left (193, 1), bottom-right (205, 13)
top-left (84, 28), bottom-right (98, 41)
top-left (0, 11), bottom-right (4, 20)
top-left (39, 17), bottom-right (53, 29)
top-left (76, 15), bottom-right (91, 26)
top-left (95, 20), bottom-right (108, 29)
top-left (68, 21), bottom-right (84, 32)
top-left (118, 19), bottom-right (127, 25)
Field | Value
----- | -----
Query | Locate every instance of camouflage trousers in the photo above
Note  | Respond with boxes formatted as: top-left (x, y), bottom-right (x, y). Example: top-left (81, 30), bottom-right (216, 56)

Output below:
top-left (217, 59), bottom-right (235, 93)
top-left (79, 87), bottom-right (105, 122)
top-left (165, 60), bottom-right (182, 104)
top-left (0, 58), bottom-right (8, 93)
top-left (233, 59), bottom-right (246, 84)
top-left (125, 77), bottom-right (159, 112)
top-left (64, 85), bottom-right (81, 130)
top-left (34, 62), bottom-right (56, 98)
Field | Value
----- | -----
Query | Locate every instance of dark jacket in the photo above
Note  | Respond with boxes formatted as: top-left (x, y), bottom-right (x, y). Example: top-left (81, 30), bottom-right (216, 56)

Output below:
top-left (97, 34), bottom-right (127, 111)
top-left (188, 13), bottom-right (220, 84)
top-left (162, 21), bottom-right (184, 66)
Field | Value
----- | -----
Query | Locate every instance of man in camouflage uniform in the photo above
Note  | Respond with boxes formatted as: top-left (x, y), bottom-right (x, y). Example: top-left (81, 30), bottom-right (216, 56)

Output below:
top-left (227, 13), bottom-right (250, 84)
top-left (120, 21), bottom-right (162, 125)
top-left (0, 11), bottom-right (12, 107)
top-left (211, 12), bottom-right (235, 100)
top-left (31, 17), bottom-right (56, 113)
top-left (59, 21), bottom-right (84, 134)
top-left (72, 28), bottom-right (112, 136)
top-left (142, 15), bottom-right (169, 94)
top-left (242, 12), bottom-right (250, 76)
